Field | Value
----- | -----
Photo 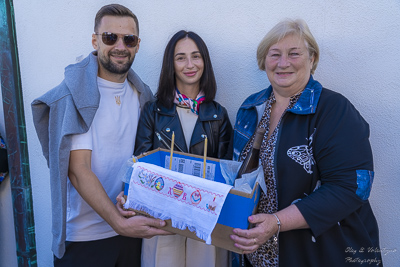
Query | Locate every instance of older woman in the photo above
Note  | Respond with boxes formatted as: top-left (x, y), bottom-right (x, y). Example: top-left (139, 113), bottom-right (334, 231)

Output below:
top-left (230, 19), bottom-right (382, 266)
top-left (135, 30), bottom-right (232, 267)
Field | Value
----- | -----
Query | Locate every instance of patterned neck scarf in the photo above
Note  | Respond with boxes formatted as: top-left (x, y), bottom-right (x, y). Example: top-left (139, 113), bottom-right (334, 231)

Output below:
top-left (173, 88), bottom-right (205, 115)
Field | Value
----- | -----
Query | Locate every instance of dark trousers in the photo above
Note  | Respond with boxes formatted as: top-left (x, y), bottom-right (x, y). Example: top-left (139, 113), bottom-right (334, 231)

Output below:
top-left (231, 252), bottom-right (253, 267)
top-left (54, 235), bottom-right (142, 267)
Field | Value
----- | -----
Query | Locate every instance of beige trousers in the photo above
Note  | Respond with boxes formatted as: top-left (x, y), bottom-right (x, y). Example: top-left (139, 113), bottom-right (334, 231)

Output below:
top-left (141, 235), bottom-right (228, 267)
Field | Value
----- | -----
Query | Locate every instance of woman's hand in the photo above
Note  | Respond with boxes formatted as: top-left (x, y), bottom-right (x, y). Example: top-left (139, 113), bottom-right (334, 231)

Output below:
top-left (230, 205), bottom-right (308, 253)
top-left (116, 191), bottom-right (136, 217)
top-left (230, 213), bottom-right (279, 254)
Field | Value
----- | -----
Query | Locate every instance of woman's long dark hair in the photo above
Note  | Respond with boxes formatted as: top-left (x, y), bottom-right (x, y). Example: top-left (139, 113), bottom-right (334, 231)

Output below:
top-left (156, 30), bottom-right (217, 108)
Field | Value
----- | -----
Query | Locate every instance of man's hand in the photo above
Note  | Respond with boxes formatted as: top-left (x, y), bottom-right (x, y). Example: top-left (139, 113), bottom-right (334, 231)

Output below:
top-left (115, 191), bottom-right (173, 238)
top-left (115, 215), bottom-right (173, 239)
top-left (69, 150), bottom-right (173, 239)
top-left (116, 191), bottom-right (136, 217)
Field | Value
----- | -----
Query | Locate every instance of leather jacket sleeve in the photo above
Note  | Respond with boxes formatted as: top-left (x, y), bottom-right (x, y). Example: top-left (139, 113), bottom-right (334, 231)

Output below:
top-left (134, 101), bottom-right (157, 156)
top-left (213, 105), bottom-right (233, 160)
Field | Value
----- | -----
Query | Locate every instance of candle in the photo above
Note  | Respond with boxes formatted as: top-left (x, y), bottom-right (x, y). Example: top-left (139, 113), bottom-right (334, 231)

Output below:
top-left (169, 131), bottom-right (175, 170)
top-left (203, 136), bottom-right (207, 178)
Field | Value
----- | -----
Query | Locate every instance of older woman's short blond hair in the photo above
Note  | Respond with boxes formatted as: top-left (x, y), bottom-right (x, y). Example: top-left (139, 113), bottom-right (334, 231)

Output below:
top-left (257, 19), bottom-right (319, 74)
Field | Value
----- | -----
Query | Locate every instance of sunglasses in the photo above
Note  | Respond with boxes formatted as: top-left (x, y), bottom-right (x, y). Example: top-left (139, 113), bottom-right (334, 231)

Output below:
top-left (95, 32), bottom-right (139, 48)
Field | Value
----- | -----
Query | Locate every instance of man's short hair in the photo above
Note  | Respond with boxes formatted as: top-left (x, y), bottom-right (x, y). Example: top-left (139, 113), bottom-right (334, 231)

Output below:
top-left (94, 4), bottom-right (139, 35)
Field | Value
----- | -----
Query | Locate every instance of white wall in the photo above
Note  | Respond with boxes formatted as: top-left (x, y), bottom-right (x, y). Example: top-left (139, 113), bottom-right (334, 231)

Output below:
top-left (2, 0), bottom-right (398, 266)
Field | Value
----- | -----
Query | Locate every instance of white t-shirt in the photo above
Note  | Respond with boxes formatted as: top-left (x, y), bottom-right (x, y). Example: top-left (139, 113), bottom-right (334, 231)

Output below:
top-left (66, 77), bottom-right (140, 241)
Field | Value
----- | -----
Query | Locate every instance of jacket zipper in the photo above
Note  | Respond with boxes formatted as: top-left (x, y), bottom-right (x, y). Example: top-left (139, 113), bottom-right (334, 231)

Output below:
top-left (208, 121), bottom-right (214, 155)
top-left (155, 132), bottom-right (171, 150)
top-left (155, 131), bottom-right (184, 152)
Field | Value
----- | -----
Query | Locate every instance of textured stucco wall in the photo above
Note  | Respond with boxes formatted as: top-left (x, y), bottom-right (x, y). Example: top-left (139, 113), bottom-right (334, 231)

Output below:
top-left (1, 0), bottom-right (398, 266)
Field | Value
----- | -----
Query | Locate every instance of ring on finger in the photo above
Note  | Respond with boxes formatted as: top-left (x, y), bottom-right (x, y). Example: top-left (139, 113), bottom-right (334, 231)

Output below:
top-left (253, 238), bottom-right (257, 245)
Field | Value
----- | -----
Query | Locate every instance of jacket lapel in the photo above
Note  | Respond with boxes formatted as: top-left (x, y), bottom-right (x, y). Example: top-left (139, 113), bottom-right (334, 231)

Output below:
top-left (190, 102), bottom-right (217, 149)
top-left (157, 103), bottom-right (188, 152)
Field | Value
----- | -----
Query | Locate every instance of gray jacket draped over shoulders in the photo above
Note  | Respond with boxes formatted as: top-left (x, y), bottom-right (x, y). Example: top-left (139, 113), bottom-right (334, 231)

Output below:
top-left (31, 52), bottom-right (154, 258)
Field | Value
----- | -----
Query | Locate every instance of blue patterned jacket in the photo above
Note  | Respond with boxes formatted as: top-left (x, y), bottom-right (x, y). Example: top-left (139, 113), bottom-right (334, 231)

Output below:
top-left (233, 76), bottom-right (382, 266)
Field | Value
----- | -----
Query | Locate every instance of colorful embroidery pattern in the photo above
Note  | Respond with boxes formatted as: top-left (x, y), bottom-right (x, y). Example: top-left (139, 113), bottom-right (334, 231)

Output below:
top-left (173, 183), bottom-right (184, 198)
top-left (125, 161), bottom-right (233, 244)
top-left (206, 197), bottom-right (217, 211)
top-left (190, 190), bottom-right (202, 205)
top-left (138, 169), bottom-right (157, 187)
top-left (155, 178), bottom-right (164, 191)
top-left (131, 165), bottom-right (223, 214)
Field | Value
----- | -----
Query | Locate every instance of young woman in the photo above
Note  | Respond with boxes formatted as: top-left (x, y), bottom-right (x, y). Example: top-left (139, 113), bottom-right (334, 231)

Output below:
top-left (134, 30), bottom-right (232, 267)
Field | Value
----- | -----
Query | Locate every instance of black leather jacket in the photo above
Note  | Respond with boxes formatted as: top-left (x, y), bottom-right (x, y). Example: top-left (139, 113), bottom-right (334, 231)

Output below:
top-left (135, 100), bottom-right (233, 159)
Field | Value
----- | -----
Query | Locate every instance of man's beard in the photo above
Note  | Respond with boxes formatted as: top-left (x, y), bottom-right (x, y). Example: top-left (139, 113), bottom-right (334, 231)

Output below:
top-left (99, 50), bottom-right (135, 74)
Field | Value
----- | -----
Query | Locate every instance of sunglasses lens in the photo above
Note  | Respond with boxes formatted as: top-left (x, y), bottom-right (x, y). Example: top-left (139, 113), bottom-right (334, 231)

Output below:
top-left (100, 32), bottom-right (138, 47)
top-left (124, 35), bottom-right (138, 47)
top-left (102, 33), bottom-right (118, 45)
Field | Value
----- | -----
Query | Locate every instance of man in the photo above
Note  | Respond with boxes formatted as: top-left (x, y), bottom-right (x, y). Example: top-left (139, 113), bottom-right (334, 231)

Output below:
top-left (32, 4), bottom-right (169, 266)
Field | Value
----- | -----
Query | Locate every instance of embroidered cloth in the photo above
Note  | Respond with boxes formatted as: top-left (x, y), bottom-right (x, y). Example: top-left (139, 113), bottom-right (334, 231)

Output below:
top-left (124, 162), bottom-right (232, 244)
